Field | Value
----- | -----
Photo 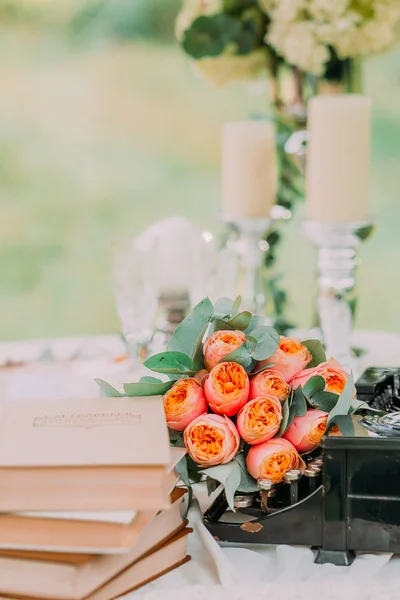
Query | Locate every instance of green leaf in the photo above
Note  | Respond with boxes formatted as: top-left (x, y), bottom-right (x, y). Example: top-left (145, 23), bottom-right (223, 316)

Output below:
top-left (206, 478), bottom-right (220, 496)
top-left (183, 14), bottom-right (241, 59)
top-left (214, 297), bottom-right (234, 315)
top-left (310, 391), bottom-right (339, 412)
top-left (329, 414), bottom-right (355, 437)
top-left (235, 453), bottom-right (259, 493)
top-left (169, 429), bottom-right (185, 448)
top-left (139, 376), bottom-right (162, 384)
top-left (144, 351), bottom-right (195, 375)
top-left (277, 398), bottom-right (290, 437)
top-left (249, 325), bottom-right (280, 361)
top-left (222, 343), bottom-right (253, 370)
top-left (168, 298), bottom-right (213, 358)
top-left (175, 456), bottom-right (190, 487)
top-left (94, 379), bottom-right (125, 397)
top-left (210, 319), bottom-right (235, 333)
top-left (244, 315), bottom-right (264, 334)
top-left (123, 380), bottom-right (174, 397)
top-left (226, 311), bottom-right (252, 331)
top-left (232, 295), bottom-right (242, 316)
top-left (327, 372), bottom-right (355, 426)
top-left (293, 386), bottom-right (307, 417)
top-left (303, 340), bottom-right (327, 368)
top-left (186, 456), bottom-right (203, 484)
top-left (302, 376), bottom-right (326, 400)
top-left (246, 335), bottom-right (258, 344)
top-left (200, 460), bottom-right (241, 511)
top-left (250, 363), bottom-right (275, 376)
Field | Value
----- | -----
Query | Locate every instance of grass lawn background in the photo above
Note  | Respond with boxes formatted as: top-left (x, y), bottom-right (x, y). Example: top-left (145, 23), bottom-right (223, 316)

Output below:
top-left (0, 25), bottom-right (399, 340)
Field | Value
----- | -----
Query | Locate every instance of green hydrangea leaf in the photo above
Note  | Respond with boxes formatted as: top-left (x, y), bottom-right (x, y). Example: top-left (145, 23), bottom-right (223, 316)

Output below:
top-left (183, 14), bottom-right (241, 59)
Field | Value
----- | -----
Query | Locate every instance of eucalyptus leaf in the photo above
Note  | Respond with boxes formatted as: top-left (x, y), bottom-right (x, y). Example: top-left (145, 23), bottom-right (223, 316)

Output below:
top-left (310, 391), bottom-right (339, 412)
top-left (249, 325), bottom-right (280, 361)
top-left (139, 376), bottom-right (162, 384)
top-left (293, 386), bottom-right (307, 417)
top-left (144, 351), bottom-right (195, 375)
top-left (244, 315), bottom-right (265, 334)
top-left (232, 295), bottom-right (242, 316)
top-left (210, 319), bottom-right (235, 333)
top-left (175, 455), bottom-right (190, 487)
top-left (169, 429), bottom-right (185, 448)
top-left (330, 414), bottom-right (355, 437)
top-left (222, 344), bottom-right (253, 370)
top-left (206, 477), bottom-right (220, 496)
top-left (302, 376), bottom-right (326, 400)
top-left (214, 297), bottom-right (234, 315)
top-left (94, 379), bottom-right (125, 398)
top-left (250, 363), bottom-right (275, 376)
top-left (200, 460), bottom-right (241, 511)
top-left (186, 456), bottom-right (203, 484)
top-left (227, 311), bottom-right (252, 331)
top-left (246, 335), bottom-right (258, 344)
top-left (277, 398), bottom-right (290, 437)
top-left (168, 297), bottom-right (213, 358)
top-left (123, 380), bottom-right (174, 397)
top-left (235, 453), bottom-right (260, 493)
top-left (303, 340), bottom-right (327, 368)
top-left (327, 372), bottom-right (355, 426)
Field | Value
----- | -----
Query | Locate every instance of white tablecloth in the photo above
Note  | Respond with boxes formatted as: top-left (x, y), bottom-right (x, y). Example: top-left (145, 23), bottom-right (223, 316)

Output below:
top-left (2, 331), bottom-right (400, 600)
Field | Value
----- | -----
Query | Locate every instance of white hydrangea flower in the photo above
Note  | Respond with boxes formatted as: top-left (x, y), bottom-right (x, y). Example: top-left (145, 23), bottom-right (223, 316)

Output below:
top-left (175, 0), bottom-right (223, 41)
top-left (263, 0), bottom-right (400, 74)
top-left (267, 20), bottom-right (329, 75)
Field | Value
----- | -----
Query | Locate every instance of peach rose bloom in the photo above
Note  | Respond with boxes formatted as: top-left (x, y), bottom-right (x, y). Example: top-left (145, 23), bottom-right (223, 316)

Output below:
top-left (246, 438), bottom-right (304, 483)
top-left (184, 413), bottom-right (240, 467)
top-left (257, 336), bottom-right (312, 383)
top-left (283, 409), bottom-right (328, 452)
top-left (291, 357), bottom-right (350, 395)
top-left (237, 396), bottom-right (283, 445)
top-left (203, 330), bottom-right (246, 371)
top-left (204, 361), bottom-right (250, 416)
top-left (163, 378), bottom-right (208, 432)
top-left (250, 369), bottom-right (290, 403)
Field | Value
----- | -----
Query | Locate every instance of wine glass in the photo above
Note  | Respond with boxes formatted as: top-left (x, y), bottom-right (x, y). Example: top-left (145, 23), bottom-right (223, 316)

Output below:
top-left (111, 236), bottom-right (158, 363)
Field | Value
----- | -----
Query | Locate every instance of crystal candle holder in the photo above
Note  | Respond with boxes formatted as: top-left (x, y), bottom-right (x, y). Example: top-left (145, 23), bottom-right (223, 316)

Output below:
top-left (220, 214), bottom-right (272, 316)
top-left (302, 219), bottom-right (374, 370)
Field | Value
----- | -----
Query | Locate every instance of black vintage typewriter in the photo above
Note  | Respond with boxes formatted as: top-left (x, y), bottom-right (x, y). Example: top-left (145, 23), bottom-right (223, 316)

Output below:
top-left (203, 367), bottom-right (400, 565)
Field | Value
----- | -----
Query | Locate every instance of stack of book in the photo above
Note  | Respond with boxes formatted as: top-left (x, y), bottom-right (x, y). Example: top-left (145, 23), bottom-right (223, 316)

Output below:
top-left (0, 397), bottom-right (191, 600)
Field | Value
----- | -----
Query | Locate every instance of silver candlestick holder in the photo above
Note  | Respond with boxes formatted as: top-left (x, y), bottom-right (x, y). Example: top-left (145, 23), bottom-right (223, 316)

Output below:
top-left (221, 214), bottom-right (272, 316)
top-left (302, 219), bottom-right (374, 370)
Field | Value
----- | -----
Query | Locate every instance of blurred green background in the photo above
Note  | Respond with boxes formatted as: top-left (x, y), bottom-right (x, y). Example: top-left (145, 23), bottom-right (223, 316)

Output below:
top-left (1, 0), bottom-right (399, 341)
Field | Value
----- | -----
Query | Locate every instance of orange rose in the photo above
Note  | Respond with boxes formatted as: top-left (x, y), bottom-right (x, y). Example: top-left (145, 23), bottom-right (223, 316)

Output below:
top-left (236, 396), bottom-right (282, 445)
top-left (283, 409), bottom-right (328, 452)
top-left (163, 377), bottom-right (208, 432)
top-left (257, 336), bottom-right (312, 383)
top-left (184, 413), bottom-right (240, 467)
top-left (204, 361), bottom-right (250, 416)
top-left (246, 438), bottom-right (304, 484)
top-left (249, 369), bottom-right (290, 403)
top-left (203, 330), bottom-right (246, 371)
top-left (292, 357), bottom-right (351, 395)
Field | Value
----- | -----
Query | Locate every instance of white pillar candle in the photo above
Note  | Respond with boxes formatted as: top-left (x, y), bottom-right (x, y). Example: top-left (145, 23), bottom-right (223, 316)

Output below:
top-left (306, 94), bottom-right (372, 223)
top-left (222, 121), bottom-right (277, 219)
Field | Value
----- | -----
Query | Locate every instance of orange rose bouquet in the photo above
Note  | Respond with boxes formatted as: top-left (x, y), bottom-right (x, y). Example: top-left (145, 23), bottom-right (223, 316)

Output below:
top-left (97, 297), bottom-right (356, 510)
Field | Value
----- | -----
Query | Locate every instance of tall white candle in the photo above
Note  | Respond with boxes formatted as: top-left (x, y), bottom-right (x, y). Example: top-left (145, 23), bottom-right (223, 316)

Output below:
top-left (222, 121), bottom-right (277, 219)
top-left (306, 94), bottom-right (372, 223)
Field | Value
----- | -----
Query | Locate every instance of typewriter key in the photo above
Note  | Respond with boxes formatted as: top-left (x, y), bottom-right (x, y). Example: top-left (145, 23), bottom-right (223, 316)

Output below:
top-left (305, 467), bottom-right (319, 493)
top-left (284, 469), bottom-right (302, 504)
top-left (258, 479), bottom-right (275, 512)
top-left (233, 495), bottom-right (253, 509)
